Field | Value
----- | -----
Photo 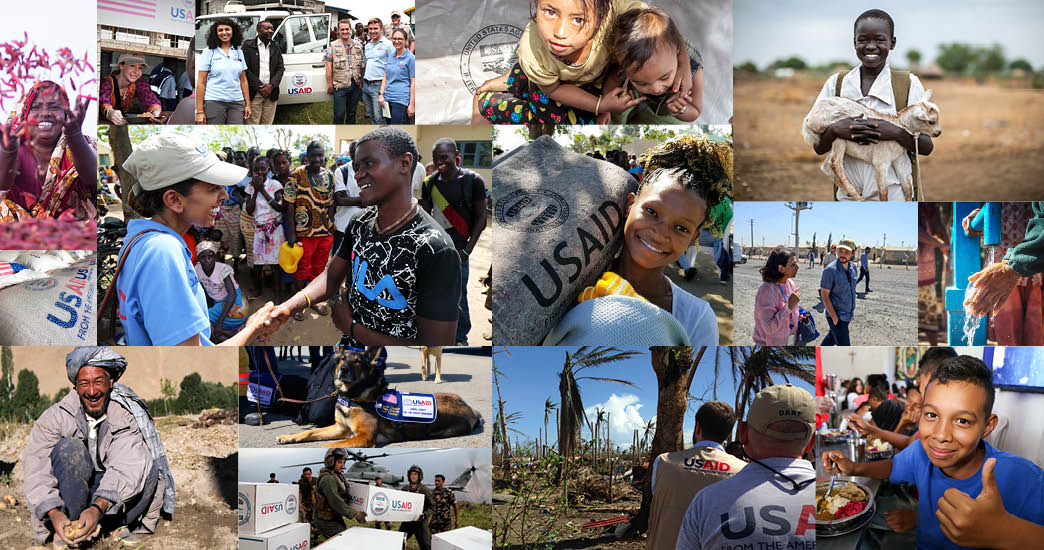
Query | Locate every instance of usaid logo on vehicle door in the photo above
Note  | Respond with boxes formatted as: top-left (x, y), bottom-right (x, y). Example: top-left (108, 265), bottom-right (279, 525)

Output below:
top-left (288, 73), bottom-right (313, 95)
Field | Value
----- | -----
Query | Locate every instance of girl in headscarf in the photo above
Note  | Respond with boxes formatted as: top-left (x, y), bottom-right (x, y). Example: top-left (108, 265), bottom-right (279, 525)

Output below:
top-left (0, 80), bottom-right (96, 221)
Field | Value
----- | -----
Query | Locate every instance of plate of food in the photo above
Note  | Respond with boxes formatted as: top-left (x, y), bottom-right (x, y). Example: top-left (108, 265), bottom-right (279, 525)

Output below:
top-left (818, 427), bottom-right (851, 444)
top-left (815, 480), bottom-right (875, 537)
top-left (865, 437), bottom-right (894, 460)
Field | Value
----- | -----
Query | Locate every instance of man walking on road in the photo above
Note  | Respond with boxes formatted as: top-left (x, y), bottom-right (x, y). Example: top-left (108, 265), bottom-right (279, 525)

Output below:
top-left (856, 246), bottom-right (872, 293)
top-left (820, 239), bottom-right (858, 345)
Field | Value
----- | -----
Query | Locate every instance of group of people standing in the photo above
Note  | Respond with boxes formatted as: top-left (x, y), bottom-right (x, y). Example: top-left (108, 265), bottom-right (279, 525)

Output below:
top-left (754, 241), bottom-right (875, 346)
top-left (328, 13), bottom-right (417, 125)
top-left (295, 450), bottom-right (457, 550)
top-left (113, 127), bottom-right (484, 347)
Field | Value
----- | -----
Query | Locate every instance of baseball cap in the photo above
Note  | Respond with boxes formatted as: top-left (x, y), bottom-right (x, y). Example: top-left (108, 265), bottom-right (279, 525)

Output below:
top-left (837, 239), bottom-right (857, 252)
top-left (114, 53), bottom-right (148, 68)
top-left (391, 11), bottom-right (402, 17)
top-left (746, 384), bottom-right (815, 441)
top-left (123, 131), bottom-right (248, 194)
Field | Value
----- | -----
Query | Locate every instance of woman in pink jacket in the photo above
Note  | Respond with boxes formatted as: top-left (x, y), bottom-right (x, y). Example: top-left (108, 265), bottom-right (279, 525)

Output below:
top-left (753, 247), bottom-right (802, 345)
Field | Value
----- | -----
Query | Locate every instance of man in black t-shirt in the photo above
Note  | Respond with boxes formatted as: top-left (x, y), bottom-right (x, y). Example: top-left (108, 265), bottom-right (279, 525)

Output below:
top-left (420, 138), bottom-right (488, 345)
top-left (266, 128), bottom-right (460, 345)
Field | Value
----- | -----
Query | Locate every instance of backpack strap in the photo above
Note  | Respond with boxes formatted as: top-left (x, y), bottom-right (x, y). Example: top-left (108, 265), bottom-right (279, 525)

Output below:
top-left (834, 72), bottom-right (844, 97)
top-left (890, 69), bottom-right (911, 110)
top-left (97, 229), bottom-right (163, 339)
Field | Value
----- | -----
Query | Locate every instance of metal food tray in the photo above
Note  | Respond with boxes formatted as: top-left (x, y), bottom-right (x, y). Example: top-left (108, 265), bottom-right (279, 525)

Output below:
top-left (814, 480), bottom-right (875, 537)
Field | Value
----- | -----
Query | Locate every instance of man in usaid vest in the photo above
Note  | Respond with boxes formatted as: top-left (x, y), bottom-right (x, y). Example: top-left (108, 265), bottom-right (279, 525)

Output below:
top-left (646, 401), bottom-right (746, 550)
top-left (676, 385), bottom-right (816, 550)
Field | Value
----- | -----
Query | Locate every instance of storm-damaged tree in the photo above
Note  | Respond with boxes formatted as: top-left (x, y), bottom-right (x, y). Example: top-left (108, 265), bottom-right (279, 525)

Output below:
top-left (729, 347), bottom-right (816, 422)
top-left (629, 346), bottom-right (706, 534)
top-left (542, 397), bottom-right (557, 458)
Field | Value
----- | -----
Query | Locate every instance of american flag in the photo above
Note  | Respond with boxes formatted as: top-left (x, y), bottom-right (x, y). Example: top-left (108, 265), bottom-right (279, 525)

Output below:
top-left (0, 262), bottom-right (27, 276)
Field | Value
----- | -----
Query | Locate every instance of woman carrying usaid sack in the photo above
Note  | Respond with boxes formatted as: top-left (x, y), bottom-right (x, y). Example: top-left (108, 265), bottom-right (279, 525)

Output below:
top-left (113, 131), bottom-right (274, 345)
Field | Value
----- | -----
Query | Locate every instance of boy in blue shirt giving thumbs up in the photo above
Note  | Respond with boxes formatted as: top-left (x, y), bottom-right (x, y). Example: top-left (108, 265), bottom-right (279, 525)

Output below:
top-left (822, 355), bottom-right (1044, 549)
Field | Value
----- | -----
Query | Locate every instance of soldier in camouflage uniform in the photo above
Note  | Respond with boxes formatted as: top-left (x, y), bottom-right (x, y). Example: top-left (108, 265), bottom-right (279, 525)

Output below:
top-left (297, 467), bottom-right (315, 523)
top-left (313, 449), bottom-right (363, 539)
top-left (429, 474), bottom-right (458, 534)
top-left (399, 465), bottom-right (436, 550)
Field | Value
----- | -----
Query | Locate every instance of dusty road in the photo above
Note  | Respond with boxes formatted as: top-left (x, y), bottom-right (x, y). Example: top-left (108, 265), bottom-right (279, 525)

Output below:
top-left (238, 347), bottom-right (491, 449)
top-left (734, 75), bottom-right (1044, 201)
top-left (733, 255), bottom-right (918, 346)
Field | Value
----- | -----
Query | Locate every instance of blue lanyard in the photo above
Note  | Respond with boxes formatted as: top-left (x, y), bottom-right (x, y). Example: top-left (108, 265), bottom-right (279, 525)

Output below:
top-left (777, 283), bottom-right (795, 330)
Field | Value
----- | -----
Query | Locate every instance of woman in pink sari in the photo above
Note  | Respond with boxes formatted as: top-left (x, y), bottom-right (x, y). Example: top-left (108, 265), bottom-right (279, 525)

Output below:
top-left (0, 80), bottom-right (96, 221)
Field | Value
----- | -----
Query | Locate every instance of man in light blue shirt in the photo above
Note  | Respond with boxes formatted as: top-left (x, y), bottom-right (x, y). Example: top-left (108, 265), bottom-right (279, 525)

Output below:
top-left (856, 246), bottom-right (872, 293)
top-left (362, 17), bottom-right (394, 124)
top-left (820, 239), bottom-right (858, 345)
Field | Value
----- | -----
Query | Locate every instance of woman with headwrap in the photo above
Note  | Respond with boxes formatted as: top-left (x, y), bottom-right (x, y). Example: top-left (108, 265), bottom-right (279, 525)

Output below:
top-left (0, 80), bottom-right (96, 221)
top-left (194, 240), bottom-right (249, 342)
top-left (567, 135), bottom-right (732, 345)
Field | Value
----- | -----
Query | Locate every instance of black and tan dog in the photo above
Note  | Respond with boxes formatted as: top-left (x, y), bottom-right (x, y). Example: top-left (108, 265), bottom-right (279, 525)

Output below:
top-left (276, 347), bottom-right (482, 448)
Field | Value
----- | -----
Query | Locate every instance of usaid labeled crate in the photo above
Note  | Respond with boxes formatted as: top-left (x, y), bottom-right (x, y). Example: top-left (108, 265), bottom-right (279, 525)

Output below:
top-left (238, 482), bottom-right (299, 535)
top-left (433, 526), bottom-right (493, 550)
top-left (347, 481), bottom-right (425, 522)
top-left (239, 522), bottom-right (310, 550)
top-left (315, 526), bottom-right (406, 549)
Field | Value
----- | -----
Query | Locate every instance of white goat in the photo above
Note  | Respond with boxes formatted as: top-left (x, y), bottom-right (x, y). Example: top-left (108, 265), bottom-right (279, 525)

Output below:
top-left (802, 91), bottom-right (941, 201)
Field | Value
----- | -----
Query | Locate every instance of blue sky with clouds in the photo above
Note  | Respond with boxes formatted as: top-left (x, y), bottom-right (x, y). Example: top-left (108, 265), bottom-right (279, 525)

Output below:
top-left (495, 347), bottom-right (815, 449)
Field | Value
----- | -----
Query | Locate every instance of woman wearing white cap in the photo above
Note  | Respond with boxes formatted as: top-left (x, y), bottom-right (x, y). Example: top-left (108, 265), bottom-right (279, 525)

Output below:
top-left (99, 54), bottom-right (163, 126)
top-left (116, 131), bottom-right (274, 345)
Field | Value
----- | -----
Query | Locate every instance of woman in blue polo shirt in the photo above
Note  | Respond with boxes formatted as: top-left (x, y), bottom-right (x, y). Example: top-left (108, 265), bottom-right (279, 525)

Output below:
top-left (195, 18), bottom-right (251, 124)
top-left (379, 28), bottom-right (416, 124)
top-left (117, 131), bottom-right (274, 345)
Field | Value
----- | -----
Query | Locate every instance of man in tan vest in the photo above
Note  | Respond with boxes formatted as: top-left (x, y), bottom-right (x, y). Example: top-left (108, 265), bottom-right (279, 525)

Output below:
top-left (646, 401), bottom-right (747, 550)
top-left (325, 18), bottom-right (365, 124)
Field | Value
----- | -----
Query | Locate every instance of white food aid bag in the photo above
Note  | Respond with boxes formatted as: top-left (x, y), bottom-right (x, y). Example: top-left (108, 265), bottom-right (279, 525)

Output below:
top-left (491, 137), bottom-right (637, 344)
top-left (415, 0), bottom-right (733, 124)
top-left (0, 256), bottom-right (96, 345)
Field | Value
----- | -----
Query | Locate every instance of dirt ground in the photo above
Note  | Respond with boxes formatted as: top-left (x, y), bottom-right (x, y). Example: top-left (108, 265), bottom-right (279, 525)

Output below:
top-left (494, 501), bottom-right (644, 550)
top-left (734, 74), bottom-right (1044, 201)
top-left (0, 415), bottom-right (238, 550)
top-left (733, 253), bottom-right (917, 346)
top-left (665, 251), bottom-right (734, 345)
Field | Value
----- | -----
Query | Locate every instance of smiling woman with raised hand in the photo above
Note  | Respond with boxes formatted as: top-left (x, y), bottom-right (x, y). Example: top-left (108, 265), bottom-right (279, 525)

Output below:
top-left (195, 18), bottom-right (251, 125)
top-left (267, 127), bottom-right (461, 346)
top-left (0, 80), bottom-right (97, 221)
top-left (111, 131), bottom-right (274, 346)
top-left (99, 54), bottom-right (163, 126)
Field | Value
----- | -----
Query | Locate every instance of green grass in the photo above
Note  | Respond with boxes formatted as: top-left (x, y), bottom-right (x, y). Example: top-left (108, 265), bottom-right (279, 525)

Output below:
top-left (319, 501), bottom-right (491, 549)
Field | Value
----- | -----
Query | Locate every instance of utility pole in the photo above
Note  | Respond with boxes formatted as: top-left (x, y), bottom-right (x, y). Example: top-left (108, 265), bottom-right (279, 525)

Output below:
top-left (881, 233), bottom-right (887, 269)
top-left (749, 219), bottom-right (755, 248)
top-left (785, 202), bottom-right (812, 251)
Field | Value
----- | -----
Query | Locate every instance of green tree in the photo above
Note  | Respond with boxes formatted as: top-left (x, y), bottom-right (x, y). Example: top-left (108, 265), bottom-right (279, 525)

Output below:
top-left (936, 43), bottom-right (979, 74)
top-left (557, 347), bottom-right (641, 460)
top-left (906, 49), bottom-right (922, 67)
top-left (160, 377), bottom-right (177, 416)
top-left (175, 373), bottom-right (207, 413)
top-left (0, 346), bottom-right (13, 417)
top-left (736, 61), bottom-right (758, 73)
top-left (771, 57), bottom-right (807, 70)
top-left (977, 44), bottom-right (1006, 74)
top-left (1009, 59), bottom-right (1033, 72)
top-left (12, 370), bottom-right (45, 422)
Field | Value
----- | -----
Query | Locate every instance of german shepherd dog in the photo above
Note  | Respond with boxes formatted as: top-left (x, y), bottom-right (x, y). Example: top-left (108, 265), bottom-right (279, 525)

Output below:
top-left (421, 346), bottom-right (443, 383)
top-left (276, 347), bottom-right (482, 448)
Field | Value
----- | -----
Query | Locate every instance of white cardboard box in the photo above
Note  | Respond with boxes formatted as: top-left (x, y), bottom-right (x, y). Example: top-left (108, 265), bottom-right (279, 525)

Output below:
top-left (239, 522), bottom-right (310, 550)
top-left (238, 482), bottom-right (300, 535)
top-left (433, 526), bottom-right (493, 550)
top-left (315, 526), bottom-right (406, 549)
top-left (347, 481), bottom-right (425, 522)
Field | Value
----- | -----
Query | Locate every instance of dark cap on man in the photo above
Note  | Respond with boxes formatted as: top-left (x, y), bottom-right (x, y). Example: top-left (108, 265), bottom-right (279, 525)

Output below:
top-left (745, 384), bottom-right (815, 440)
top-left (65, 346), bottom-right (127, 383)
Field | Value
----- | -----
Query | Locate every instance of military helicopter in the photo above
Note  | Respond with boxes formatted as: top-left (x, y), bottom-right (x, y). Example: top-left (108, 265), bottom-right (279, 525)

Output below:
top-left (285, 450), bottom-right (477, 492)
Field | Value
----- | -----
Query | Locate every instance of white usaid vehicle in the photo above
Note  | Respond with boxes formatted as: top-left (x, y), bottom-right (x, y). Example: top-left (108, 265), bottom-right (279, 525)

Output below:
top-left (194, 6), bottom-right (332, 105)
